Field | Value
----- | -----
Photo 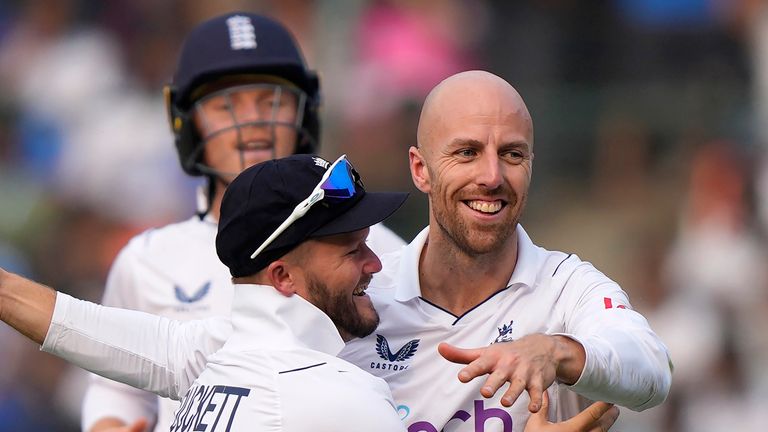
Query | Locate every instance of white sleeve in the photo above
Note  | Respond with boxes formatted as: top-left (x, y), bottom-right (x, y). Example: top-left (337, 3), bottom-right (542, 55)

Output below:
top-left (558, 264), bottom-right (672, 411)
top-left (82, 247), bottom-right (159, 430)
top-left (41, 292), bottom-right (230, 400)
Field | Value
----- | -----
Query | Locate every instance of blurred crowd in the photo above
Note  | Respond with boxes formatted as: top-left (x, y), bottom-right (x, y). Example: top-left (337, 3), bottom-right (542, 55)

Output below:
top-left (1, 0), bottom-right (767, 431)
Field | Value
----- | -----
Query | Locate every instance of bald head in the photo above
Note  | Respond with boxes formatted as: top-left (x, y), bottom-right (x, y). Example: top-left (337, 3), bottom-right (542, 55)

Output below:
top-left (416, 71), bottom-right (533, 154)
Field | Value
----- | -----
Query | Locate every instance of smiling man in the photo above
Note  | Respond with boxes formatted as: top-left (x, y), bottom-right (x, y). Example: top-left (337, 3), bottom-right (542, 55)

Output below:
top-left (14, 154), bottom-right (409, 431)
top-left (159, 154), bottom-right (408, 431)
top-left (338, 71), bottom-right (671, 431)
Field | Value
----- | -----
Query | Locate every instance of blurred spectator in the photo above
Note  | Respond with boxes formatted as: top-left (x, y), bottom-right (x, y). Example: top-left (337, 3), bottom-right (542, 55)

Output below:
top-left (655, 141), bottom-right (768, 432)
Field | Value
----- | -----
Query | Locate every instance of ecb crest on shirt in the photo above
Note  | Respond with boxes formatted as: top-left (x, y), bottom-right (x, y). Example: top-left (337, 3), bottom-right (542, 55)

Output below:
top-left (493, 320), bottom-right (515, 344)
top-left (370, 334), bottom-right (419, 372)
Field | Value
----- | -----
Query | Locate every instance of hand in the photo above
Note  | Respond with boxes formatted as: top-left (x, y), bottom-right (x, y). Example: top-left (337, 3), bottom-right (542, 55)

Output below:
top-left (438, 334), bottom-right (585, 412)
top-left (524, 392), bottom-right (619, 432)
top-left (90, 418), bottom-right (149, 432)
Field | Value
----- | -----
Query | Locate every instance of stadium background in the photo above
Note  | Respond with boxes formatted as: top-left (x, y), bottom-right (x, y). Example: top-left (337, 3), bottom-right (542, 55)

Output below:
top-left (0, 0), bottom-right (766, 430)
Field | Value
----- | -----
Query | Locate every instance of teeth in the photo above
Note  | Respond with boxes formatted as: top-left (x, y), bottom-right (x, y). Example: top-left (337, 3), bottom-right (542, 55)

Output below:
top-left (353, 285), bottom-right (367, 296)
top-left (467, 200), bottom-right (502, 214)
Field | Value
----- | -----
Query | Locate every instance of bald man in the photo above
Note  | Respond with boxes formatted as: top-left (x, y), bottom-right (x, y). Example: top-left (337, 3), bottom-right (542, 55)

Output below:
top-left (1, 71), bottom-right (667, 432)
top-left (339, 71), bottom-right (671, 430)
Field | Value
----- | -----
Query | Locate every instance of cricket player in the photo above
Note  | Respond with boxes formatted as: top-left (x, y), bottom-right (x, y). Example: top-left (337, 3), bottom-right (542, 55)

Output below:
top-left (338, 72), bottom-right (672, 431)
top-left (83, 12), bottom-right (405, 432)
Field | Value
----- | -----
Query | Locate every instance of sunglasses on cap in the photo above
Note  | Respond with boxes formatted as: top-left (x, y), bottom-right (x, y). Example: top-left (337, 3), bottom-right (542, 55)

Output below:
top-left (250, 154), bottom-right (360, 259)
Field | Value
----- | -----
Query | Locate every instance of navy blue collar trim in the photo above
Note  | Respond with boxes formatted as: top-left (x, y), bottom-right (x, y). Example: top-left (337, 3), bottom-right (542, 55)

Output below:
top-left (419, 285), bottom-right (512, 326)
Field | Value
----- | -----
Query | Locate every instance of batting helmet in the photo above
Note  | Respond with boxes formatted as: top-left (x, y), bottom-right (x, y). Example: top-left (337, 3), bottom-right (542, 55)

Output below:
top-left (164, 13), bottom-right (321, 177)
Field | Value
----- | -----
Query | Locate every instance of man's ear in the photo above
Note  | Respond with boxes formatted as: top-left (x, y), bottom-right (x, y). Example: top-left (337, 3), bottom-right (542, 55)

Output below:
top-left (409, 146), bottom-right (431, 193)
top-left (265, 260), bottom-right (298, 297)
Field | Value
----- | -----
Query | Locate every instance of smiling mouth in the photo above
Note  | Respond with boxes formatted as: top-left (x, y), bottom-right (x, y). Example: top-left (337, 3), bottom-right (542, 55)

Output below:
top-left (465, 199), bottom-right (505, 214)
top-left (353, 283), bottom-right (368, 296)
top-left (237, 140), bottom-right (273, 152)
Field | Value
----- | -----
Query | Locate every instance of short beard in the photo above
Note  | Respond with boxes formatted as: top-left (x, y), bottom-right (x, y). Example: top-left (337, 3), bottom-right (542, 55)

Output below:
top-left (432, 190), bottom-right (525, 257)
top-left (305, 274), bottom-right (380, 339)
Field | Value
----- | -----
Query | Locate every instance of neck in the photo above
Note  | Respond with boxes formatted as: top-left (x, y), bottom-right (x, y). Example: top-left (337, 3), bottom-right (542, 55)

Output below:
top-left (207, 179), bottom-right (226, 221)
top-left (418, 226), bottom-right (519, 317)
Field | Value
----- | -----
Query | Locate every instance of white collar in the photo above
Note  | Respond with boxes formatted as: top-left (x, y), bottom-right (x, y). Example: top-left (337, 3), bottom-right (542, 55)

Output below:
top-left (227, 284), bottom-right (346, 356)
top-left (394, 224), bottom-right (544, 302)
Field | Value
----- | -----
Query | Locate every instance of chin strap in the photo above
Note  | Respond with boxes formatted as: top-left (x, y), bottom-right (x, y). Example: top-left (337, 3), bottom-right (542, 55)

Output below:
top-left (195, 172), bottom-right (230, 220)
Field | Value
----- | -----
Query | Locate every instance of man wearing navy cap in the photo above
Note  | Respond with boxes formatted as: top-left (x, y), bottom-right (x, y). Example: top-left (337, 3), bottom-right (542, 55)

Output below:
top-left (1, 154), bottom-right (409, 431)
top-left (84, 12), bottom-right (405, 432)
top-left (169, 154), bottom-right (408, 431)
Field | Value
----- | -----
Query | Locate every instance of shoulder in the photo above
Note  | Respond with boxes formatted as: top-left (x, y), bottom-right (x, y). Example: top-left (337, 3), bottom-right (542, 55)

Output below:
top-left (544, 253), bottom-right (630, 310)
top-left (562, 255), bottom-right (618, 287)
top-left (104, 216), bottom-right (230, 310)
top-left (123, 217), bottom-right (215, 253)
top-left (532, 242), bottom-right (613, 285)
top-left (114, 216), bottom-right (219, 266)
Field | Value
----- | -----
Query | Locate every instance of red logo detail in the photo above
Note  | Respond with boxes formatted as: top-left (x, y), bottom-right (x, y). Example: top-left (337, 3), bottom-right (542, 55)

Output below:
top-left (604, 297), bottom-right (627, 309)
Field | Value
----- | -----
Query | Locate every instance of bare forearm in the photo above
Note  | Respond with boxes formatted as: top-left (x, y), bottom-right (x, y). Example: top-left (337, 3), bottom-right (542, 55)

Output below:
top-left (0, 269), bottom-right (56, 344)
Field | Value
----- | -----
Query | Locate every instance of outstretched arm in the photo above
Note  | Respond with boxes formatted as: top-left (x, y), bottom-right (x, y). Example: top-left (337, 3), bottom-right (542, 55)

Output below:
top-left (0, 268), bottom-right (56, 344)
top-left (0, 268), bottom-right (229, 399)
top-left (439, 263), bottom-right (672, 413)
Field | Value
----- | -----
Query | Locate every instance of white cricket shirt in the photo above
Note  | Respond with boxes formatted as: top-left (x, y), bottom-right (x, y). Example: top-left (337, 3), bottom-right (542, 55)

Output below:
top-left (81, 216), bottom-right (405, 432)
top-left (339, 226), bottom-right (672, 432)
top-left (169, 284), bottom-right (403, 432)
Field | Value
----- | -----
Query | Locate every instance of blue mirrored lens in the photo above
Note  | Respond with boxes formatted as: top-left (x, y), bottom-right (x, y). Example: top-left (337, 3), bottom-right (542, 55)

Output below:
top-left (321, 160), bottom-right (356, 199)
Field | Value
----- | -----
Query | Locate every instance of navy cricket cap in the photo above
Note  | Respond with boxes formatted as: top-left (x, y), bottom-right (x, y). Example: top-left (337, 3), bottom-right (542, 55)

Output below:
top-left (216, 155), bottom-right (408, 277)
top-left (173, 13), bottom-right (317, 108)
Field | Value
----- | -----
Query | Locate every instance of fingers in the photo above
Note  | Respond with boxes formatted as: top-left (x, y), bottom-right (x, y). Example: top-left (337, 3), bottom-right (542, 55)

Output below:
top-left (563, 401), bottom-right (616, 431)
top-left (438, 342), bottom-right (484, 365)
top-left (523, 391), bottom-right (549, 431)
top-left (438, 343), bottom-right (495, 383)
top-left (526, 382), bottom-right (544, 413)
top-left (498, 377), bottom-right (526, 407)
top-left (589, 405), bottom-right (619, 432)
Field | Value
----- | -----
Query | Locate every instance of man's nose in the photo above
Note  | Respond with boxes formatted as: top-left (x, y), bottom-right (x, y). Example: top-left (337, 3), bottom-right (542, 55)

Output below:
top-left (363, 245), bottom-right (383, 275)
top-left (476, 153), bottom-right (503, 189)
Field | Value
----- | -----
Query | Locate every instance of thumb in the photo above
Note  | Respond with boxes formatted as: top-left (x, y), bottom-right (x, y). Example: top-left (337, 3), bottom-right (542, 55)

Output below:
top-left (524, 391), bottom-right (550, 431)
top-left (438, 342), bottom-right (484, 365)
